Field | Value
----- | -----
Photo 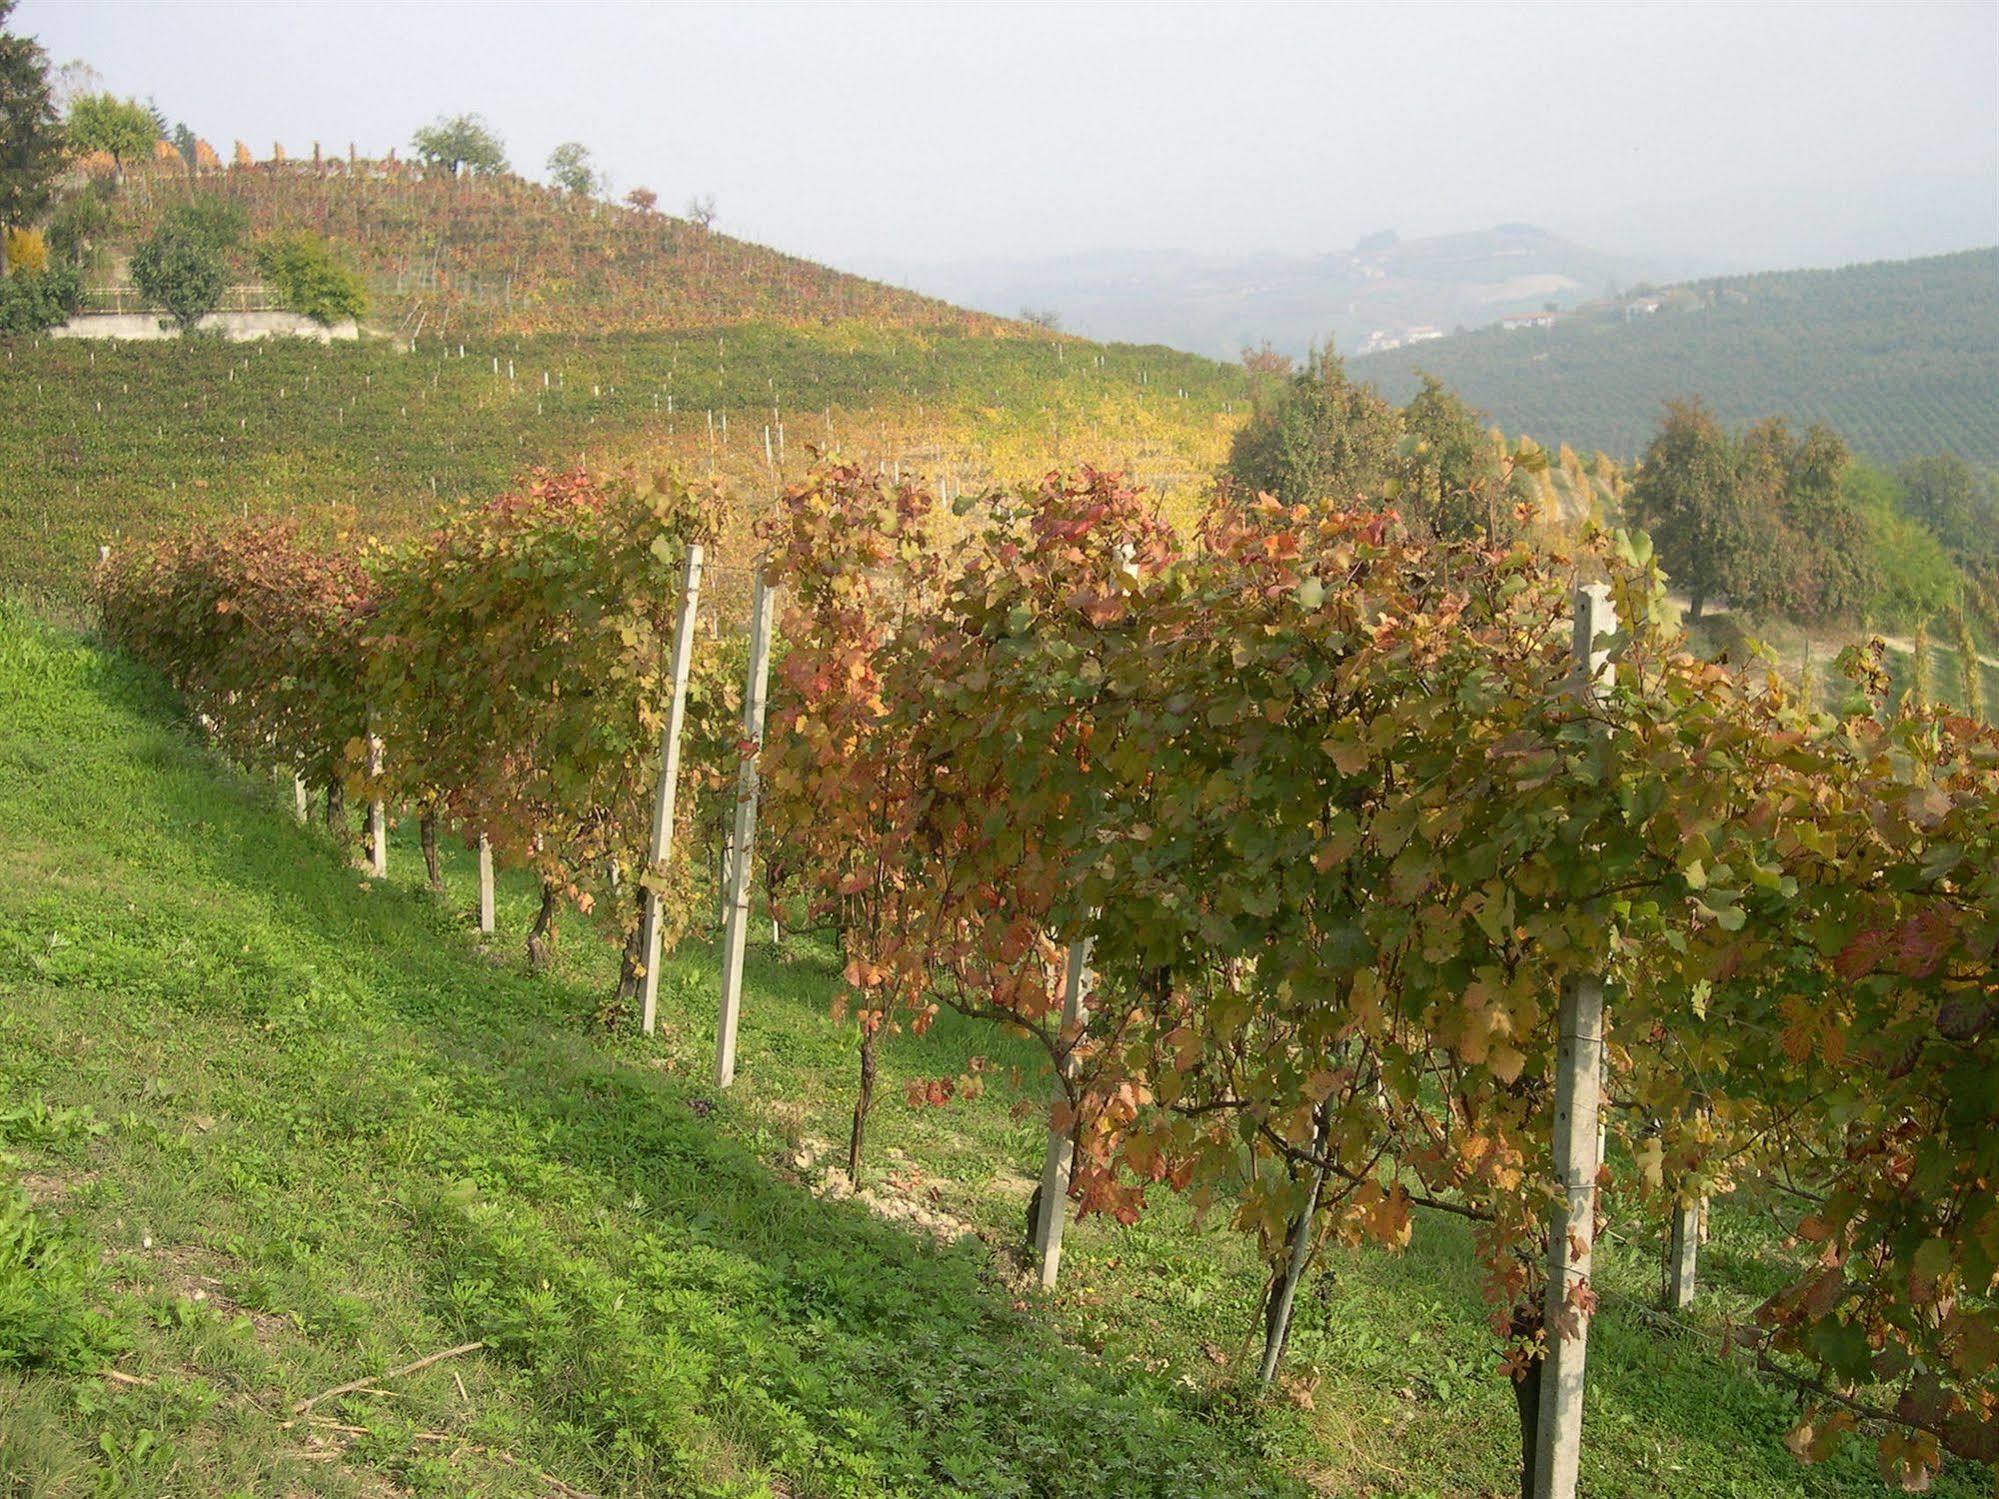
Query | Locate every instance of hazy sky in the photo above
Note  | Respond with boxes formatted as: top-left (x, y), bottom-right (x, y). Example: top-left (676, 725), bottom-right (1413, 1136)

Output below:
top-left (17, 0), bottom-right (1998, 272)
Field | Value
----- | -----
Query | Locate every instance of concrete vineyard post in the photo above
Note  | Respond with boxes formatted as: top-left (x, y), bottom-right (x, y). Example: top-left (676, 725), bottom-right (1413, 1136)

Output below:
top-left (1033, 939), bottom-right (1093, 1290)
top-left (477, 833), bottom-right (495, 934)
top-left (1533, 582), bottom-right (1614, 1499)
top-left (1668, 1199), bottom-right (1702, 1310)
top-left (292, 774), bottom-right (309, 824)
top-left (715, 562), bottom-right (778, 1088)
top-left (639, 543), bottom-right (705, 1034)
top-left (367, 730), bottom-right (387, 879)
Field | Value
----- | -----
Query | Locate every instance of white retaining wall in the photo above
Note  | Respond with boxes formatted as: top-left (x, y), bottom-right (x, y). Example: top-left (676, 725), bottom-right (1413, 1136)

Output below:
top-left (50, 310), bottom-right (360, 343)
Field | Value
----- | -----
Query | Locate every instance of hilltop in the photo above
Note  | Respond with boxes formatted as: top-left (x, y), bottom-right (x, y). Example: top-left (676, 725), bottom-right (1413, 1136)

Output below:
top-left (86, 155), bottom-right (1011, 339)
top-left (1351, 249), bottom-right (1999, 467)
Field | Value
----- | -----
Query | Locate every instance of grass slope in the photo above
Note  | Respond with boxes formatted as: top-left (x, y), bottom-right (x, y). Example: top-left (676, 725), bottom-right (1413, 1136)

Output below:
top-left (93, 164), bottom-right (1005, 339)
top-left (1352, 250), bottom-right (1999, 468)
top-left (5, 608), bottom-right (1990, 1496)
top-left (0, 329), bottom-right (1242, 606)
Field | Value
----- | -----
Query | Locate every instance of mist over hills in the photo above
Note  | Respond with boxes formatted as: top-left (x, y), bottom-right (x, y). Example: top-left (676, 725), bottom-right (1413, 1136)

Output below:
top-left (856, 224), bottom-right (1702, 361)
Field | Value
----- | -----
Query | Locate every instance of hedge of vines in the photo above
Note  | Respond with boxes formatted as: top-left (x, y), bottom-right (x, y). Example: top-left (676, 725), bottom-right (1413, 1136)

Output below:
top-left (94, 456), bottom-right (1996, 1487)
top-left (95, 468), bottom-right (743, 989)
top-left (755, 463), bottom-right (1997, 1489)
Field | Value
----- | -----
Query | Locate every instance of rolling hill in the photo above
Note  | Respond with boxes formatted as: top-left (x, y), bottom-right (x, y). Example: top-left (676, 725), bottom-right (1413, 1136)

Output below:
top-left (90, 156), bottom-right (1010, 339)
top-left (3, 160), bottom-right (1247, 605)
top-left (1350, 249), bottom-right (1999, 467)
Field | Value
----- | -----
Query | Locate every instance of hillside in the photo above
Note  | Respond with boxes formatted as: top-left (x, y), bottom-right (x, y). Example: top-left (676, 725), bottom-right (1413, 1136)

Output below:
top-left (88, 158), bottom-right (1009, 338)
top-left (5, 604), bottom-right (1982, 1499)
top-left (4, 162), bottom-right (1248, 606)
top-left (866, 223), bottom-right (1679, 361)
top-left (1351, 249), bottom-right (1999, 467)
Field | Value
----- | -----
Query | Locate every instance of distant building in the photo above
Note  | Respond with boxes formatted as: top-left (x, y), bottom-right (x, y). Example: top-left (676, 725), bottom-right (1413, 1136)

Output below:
top-left (1359, 329), bottom-right (1403, 354)
top-left (1405, 324), bottom-right (1445, 343)
top-left (1623, 296), bottom-right (1662, 319)
top-left (1501, 311), bottom-right (1558, 330)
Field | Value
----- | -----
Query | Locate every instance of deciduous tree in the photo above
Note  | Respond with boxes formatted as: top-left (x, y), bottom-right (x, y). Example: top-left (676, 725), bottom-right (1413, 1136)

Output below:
top-left (410, 112), bottom-right (507, 178)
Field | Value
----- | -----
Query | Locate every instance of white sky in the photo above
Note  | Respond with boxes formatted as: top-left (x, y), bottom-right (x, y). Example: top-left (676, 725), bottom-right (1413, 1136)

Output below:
top-left (17, 0), bottom-right (1998, 270)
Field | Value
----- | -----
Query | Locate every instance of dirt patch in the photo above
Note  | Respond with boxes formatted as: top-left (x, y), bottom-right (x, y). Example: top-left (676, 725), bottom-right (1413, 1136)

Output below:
top-left (109, 1237), bottom-right (293, 1345)
top-left (17, 1169), bottom-right (96, 1206)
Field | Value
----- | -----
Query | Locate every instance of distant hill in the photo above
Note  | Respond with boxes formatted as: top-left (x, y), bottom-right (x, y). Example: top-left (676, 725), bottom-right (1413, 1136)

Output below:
top-left (89, 159), bottom-right (1012, 338)
top-left (858, 224), bottom-right (1688, 361)
top-left (1351, 250), bottom-right (1999, 468)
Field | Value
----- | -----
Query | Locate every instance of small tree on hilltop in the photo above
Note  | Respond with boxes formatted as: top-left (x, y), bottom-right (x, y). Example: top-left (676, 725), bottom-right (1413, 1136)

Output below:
top-left (546, 140), bottom-right (599, 196)
top-left (624, 185), bottom-right (657, 213)
top-left (685, 193), bottom-right (716, 230)
top-left (64, 92), bottom-right (157, 169)
top-left (410, 112), bottom-right (507, 178)
top-left (130, 219), bottom-right (226, 333)
top-left (0, 0), bottom-right (64, 277)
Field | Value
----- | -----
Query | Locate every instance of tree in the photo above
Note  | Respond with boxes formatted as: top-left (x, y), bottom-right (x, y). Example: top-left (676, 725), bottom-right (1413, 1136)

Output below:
top-left (254, 232), bottom-right (367, 324)
top-left (161, 194), bottom-right (246, 253)
top-left (624, 185), bottom-right (657, 213)
top-left (545, 140), bottom-right (599, 196)
top-left (1627, 399), bottom-right (1752, 620)
top-left (409, 113), bottom-right (506, 177)
top-left (169, 121), bottom-right (196, 173)
top-left (1398, 374), bottom-right (1506, 540)
top-left (0, 0), bottom-right (63, 278)
top-left (43, 186), bottom-right (109, 268)
top-left (1019, 306), bottom-right (1062, 332)
top-left (1224, 347), bottom-right (1402, 508)
top-left (1900, 453), bottom-right (1999, 558)
top-left (684, 193), bottom-right (716, 230)
top-left (130, 220), bottom-right (226, 333)
top-left (63, 92), bottom-right (156, 167)
top-left (1740, 418), bottom-right (1876, 622)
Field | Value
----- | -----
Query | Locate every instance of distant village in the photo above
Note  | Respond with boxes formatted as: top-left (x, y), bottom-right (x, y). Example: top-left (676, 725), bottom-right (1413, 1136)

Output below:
top-left (1357, 290), bottom-right (1675, 356)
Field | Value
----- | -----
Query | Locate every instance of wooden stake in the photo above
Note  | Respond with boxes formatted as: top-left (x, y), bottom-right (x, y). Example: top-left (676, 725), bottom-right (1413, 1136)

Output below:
top-left (1533, 582), bottom-right (1614, 1499)
top-left (477, 832), bottom-right (495, 934)
top-left (367, 730), bottom-right (387, 879)
top-left (1033, 939), bottom-right (1092, 1290)
top-left (292, 774), bottom-right (308, 824)
top-left (639, 543), bottom-right (704, 1034)
top-left (716, 565), bottom-right (778, 1088)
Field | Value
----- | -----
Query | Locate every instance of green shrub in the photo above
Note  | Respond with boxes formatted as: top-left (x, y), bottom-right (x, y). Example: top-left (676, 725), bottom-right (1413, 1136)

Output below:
top-left (253, 233), bottom-right (368, 325)
top-left (0, 263), bottom-right (78, 334)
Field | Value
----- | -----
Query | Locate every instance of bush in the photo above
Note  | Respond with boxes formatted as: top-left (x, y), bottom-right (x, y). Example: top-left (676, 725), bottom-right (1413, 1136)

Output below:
top-left (253, 232), bottom-right (367, 325)
top-left (3, 227), bottom-right (45, 273)
top-left (0, 263), bottom-right (78, 334)
top-left (129, 223), bottom-right (226, 333)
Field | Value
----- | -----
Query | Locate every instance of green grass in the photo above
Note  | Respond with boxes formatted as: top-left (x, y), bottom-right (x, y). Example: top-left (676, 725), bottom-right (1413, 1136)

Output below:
top-left (0, 602), bottom-right (1987, 1497)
